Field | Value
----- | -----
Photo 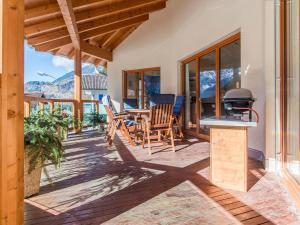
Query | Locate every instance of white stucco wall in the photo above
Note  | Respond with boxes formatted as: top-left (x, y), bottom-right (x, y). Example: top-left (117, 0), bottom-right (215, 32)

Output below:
top-left (108, 0), bottom-right (275, 156)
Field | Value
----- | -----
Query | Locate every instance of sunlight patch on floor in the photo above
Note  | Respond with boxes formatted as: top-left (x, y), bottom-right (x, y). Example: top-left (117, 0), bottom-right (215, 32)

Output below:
top-left (103, 181), bottom-right (238, 225)
top-left (31, 167), bottom-right (164, 214)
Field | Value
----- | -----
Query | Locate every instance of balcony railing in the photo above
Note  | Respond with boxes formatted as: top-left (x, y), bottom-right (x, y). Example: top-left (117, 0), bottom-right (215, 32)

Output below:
top-left (24, 96), bottom-right (103, 130)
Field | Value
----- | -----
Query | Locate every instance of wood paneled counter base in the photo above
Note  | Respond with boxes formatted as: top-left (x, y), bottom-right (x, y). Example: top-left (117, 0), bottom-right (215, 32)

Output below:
top-left (200, 119), bottom-right (257, 192)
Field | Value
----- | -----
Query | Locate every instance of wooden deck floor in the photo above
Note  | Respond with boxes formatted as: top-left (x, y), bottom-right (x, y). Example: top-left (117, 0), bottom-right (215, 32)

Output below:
top-left (25, 130), bottom-right (300, 225)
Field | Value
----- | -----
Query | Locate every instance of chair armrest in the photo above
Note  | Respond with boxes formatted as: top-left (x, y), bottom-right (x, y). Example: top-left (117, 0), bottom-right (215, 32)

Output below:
top-left (113, 115), bottom-right (126, 119)
top-left (141, 114), bottom-right (150, 122)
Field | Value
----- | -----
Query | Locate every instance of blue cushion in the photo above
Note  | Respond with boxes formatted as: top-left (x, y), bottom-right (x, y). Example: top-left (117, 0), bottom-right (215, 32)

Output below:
top-left (149, 94), bottom-right (175, 107)
top-left (124, 119), bottom-right (138, 127)
top-left (123, 98), bottom-right (138, 110)
top-left (173, 96), bottom-right (185, 116)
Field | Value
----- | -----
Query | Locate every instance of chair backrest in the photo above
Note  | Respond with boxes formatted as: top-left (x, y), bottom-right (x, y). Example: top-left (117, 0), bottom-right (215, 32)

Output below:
top-left (123, 98), bottom-right (138, 110)
top-left (102, 95), bottom-right (118, 115)
top-left (149, 94), bottom-right (175, 107)
top-left (149, 104), bottom-right (173, 129)
top-left (104, 105), bottom-right (115, 122)
top-left (173, 96), bottom-right (185, 116)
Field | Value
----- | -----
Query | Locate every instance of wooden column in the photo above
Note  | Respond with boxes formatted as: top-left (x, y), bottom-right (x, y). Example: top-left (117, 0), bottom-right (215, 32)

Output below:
top-left (49, 101), bottom-right (54, 113)
top-left (96, 102), bottom-right (99, 114)
top-left (0, 0), bottom-right (24, 224)
top-left (74, 49), bottom-right (82, 133)
top-left (24, 101), bottom-right (31, 118)
top-left (39, 102), bottom-right (45, 114)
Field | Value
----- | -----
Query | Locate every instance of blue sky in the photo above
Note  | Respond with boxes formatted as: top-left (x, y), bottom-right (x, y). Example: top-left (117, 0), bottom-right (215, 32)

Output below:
top-left (25, 42), bottom-right (75, 83)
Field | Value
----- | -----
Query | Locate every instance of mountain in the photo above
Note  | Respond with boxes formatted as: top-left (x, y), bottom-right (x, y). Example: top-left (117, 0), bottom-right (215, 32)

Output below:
top-left (25, 64), bottom-right (105, 99)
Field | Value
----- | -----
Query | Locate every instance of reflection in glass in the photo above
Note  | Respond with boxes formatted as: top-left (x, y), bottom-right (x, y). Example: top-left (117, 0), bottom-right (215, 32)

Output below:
top-left (185, 60), bottom-right (197, 130)
top-left (220, 40), bottom-right (241, 115)
top-left (144, 71), bottom-right (160, 108)
top-left (127, 72), bottom-right (140, 99)
top-left (285, 0), bottom-right (300, 183)
top-left (199, 51), bottom-right (216, 135)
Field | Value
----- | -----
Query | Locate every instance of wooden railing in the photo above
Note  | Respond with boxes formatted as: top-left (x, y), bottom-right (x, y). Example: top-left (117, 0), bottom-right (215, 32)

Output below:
top-left (24, 96), bottom-right (102, 131)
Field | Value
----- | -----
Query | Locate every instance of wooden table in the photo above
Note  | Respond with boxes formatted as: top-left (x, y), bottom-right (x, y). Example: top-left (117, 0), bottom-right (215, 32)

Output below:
top-left (200, 118), bottom-right (257, 192)
top-left (126, 109), bottom-right (150, 115)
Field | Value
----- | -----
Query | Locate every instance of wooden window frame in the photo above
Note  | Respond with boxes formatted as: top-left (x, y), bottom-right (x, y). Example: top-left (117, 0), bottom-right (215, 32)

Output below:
top-left (122, 67), bottom-right (160, 109)
top-left (180, 33), bottom-right (241, 140)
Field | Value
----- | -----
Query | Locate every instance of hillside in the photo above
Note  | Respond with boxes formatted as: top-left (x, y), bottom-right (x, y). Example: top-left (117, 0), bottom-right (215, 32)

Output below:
top-left (25, 65), bottom-right (105, 99)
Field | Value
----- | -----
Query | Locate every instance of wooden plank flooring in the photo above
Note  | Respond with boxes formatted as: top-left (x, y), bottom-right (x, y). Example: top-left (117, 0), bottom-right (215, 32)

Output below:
top-left (24, 131), bottom-right (300, 225)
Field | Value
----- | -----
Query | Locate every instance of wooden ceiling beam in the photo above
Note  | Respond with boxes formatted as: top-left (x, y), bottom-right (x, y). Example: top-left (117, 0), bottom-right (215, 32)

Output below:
top-left (81, 54), bottom-right (90, 62)
top-left (81, 41), bottom-right (113, 61)
top-left (93, 58), bottom-right (102, 66)
top-left (25, 0), bottom-right (106, 21)
top-left (25, 0), bottom-right (164, 36)
top-left (76, 0), bottom-right (160, 22)
top-left (35, 36), bottom-right (72, 51)
top-left (57, 0), bottom-right (80, 49)
top-left (68, 47), bottom-right (76, 58)
top-left (109, 23), bottom-right (141, 50)
top-left (90, 32), bottom-right (115, 47)
top-left (80, 14), bottom-right (148, 39)
top-left (102, 27), bottom-right (131, 50)
top-left (30, 14), bottom-right (148, 47)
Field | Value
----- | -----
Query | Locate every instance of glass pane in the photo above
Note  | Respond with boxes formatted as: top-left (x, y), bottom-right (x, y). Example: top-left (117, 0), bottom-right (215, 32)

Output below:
top-left (199, 51), bottom-right (216, 135)
top-left (144, 70), bottom-right (160, 109)
top-left (127, 72), bottom-right (140, 99)
top-left (220, 40), bottom-right (241, 115)
top-left (286, 0), bottom-right (300, 183)
top-left (184, 60), bottom-right (197, 131)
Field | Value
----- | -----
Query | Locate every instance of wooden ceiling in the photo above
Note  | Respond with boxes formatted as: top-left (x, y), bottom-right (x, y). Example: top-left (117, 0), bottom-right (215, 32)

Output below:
top-left (24, 0), bottom-right (168, 66)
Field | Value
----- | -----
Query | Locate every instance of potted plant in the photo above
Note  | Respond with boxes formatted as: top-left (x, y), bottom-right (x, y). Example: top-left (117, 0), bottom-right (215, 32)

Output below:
top-left (24, 112), bottom-right (64, 198)
top-left (88, 108), bottom-right (106, 132)
top-left (50, 107), bottom-right (72, 140)
top-left (98, 114), bottom-right (107, 132)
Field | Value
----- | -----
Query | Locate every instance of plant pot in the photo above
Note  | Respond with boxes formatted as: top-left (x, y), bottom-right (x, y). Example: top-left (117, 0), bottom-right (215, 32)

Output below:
top-left (24, 150), bottom-right (43, 198)
top-left (99, 123), bottom-right (105, 132)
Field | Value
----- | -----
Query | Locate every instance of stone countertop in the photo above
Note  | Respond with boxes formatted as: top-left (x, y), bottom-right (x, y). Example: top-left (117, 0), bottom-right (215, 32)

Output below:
top-left (200, 118), bottom-right (257, 127)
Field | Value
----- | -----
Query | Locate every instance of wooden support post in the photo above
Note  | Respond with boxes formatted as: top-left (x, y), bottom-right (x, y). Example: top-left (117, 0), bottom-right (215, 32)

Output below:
top-left (49, 101), bottom-right (54, 113)
top-left (0, 0), bottom-right (25, 224)
top-left (24, 101), bottom-right (31, 118)
top-left (74, 49), bottom-right (83, 133)
top-left (39, 102), bottom-right (45, 114)
top-left (96, 102), bottom-right (99, 114)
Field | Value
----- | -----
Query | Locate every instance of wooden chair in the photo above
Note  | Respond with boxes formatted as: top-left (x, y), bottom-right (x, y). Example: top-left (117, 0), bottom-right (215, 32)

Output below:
top-left (102, 95), bottom-right (136, 146)
top-left (104, 105), bottom-right (137, 146)
top-left (142, 104), bottom-right (175, 155)
top-left (173, 96), bottom-right (184, 139)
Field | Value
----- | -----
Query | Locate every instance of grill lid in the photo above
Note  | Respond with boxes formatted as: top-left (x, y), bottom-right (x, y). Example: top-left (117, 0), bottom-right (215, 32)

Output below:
top-left (223, 88), bottom-right (254, 100)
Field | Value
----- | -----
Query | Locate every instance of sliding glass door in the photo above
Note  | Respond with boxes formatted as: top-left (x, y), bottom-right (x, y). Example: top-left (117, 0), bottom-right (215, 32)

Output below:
top-left (220, 39), bottom-right (241, 115)
top-left (182, 34), bottom-right (241, 138)
top-left (199, 51), bottom-right (217, 135)
top-left (284, 0), bottom-right (300, 183)
top-left (144, 70), bottom-right (160, 108)
top-left (184, 60), bottom-right (197, 131)
top-left (123, 68), bottom-right (160, 109)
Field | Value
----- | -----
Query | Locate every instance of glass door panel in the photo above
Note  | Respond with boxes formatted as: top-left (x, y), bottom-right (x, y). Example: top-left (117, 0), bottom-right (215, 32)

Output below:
top-left (220, 39), bottom-right (241, 115)
top-left (199, 51), bottom-right (216, 135)
top-left (184, 60), bottom-right (197, 131)
top-left (285, 0), bottom-right (300, 183)
top-left (144, 70), bottom-right (160, 109)
top-left (126, 72), bottom-right (142, 107)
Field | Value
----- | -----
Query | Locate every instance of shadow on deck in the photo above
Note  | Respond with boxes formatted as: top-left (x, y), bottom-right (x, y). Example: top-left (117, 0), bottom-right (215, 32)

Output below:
top-left (25, 130), bottom-right (300, 225)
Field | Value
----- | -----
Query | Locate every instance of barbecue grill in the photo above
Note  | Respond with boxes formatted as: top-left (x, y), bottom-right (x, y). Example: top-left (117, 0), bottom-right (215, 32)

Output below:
top-left (222, 88), bottom-right (258, 122)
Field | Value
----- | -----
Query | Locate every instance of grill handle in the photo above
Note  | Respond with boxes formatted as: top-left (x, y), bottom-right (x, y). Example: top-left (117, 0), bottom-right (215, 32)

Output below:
top-left (231, 107), bottom-right (259, 123)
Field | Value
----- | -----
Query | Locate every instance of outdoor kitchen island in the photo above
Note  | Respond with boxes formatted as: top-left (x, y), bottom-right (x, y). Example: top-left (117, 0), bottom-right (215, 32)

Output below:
top-left (200, 118), bottom-right (257, 192)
